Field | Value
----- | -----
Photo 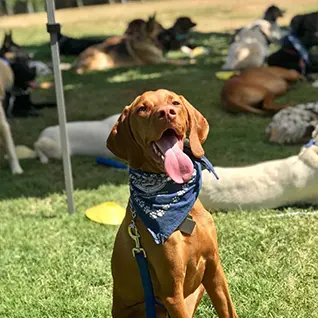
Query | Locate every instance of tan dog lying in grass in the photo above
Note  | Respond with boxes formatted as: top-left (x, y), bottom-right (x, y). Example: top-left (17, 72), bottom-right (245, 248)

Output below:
top-left (107, 89), bottom-right (237, 317)
top-left (200, 136), bottom-right (318, 211)
top-left (221, 66), bottom-right (302, 115)
top-left (75, 15), bottom-right (166, 73)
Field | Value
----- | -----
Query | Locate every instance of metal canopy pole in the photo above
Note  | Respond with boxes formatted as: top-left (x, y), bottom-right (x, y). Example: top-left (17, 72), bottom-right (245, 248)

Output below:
top-left (45, 0), bottom-right (75, 214)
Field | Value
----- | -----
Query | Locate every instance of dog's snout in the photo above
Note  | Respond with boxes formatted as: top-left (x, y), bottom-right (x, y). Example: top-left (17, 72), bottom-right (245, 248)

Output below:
top-left (156, 106), bottom-right (177, 120)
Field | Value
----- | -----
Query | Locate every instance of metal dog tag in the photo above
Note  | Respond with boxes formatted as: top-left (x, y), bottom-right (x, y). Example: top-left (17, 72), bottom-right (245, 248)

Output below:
top-left (179, 216), bottom-right (196, 235)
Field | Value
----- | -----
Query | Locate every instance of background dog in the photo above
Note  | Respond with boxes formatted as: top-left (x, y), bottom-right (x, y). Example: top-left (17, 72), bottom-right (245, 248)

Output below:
top-left (231, 5), bottom-right (286, 41)
top-left (0, 58), bottom-right (23, 174)
top-left (266, 101), bottom-right (318, 144)
top-left (58, 18), bottom-right (149, 57)
top-left (200, 136), bottom-right (318, 211)
top-left (221, 66), bottom-right (302, 115)
top-left (74, 15), bottom-right (165, 73)
top-left (157, 16), bottom-right (197, 53)
top-left (223, 19), bottom-right (282, 70)
top-left (267, 11), bottom-right (318, 75)
top-left (58, 32), bottom-right (105, 56)
top-left (263, 5), bottom-right (286, 23)
top-left (34, 114), bottom-right (120, 163)
top-left (0, 31), bottom-right (28, 59)
top-left (4, 56), bottom-right (56, 118)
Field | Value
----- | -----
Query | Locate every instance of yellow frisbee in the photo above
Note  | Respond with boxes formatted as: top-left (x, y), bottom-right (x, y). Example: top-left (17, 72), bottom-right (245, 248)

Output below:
top-left (85, 202), bottom-right (125, 225)
top-left (215, 71), bottom-right (237, 80)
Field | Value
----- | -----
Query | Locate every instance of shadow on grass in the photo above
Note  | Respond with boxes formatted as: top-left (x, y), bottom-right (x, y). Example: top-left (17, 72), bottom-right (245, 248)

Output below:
top-left (1, 30), bottom-right (315, 201)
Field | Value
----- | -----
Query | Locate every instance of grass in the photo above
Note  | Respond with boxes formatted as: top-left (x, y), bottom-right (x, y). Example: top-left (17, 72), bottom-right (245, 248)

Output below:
top-left (1, 0), bottom-right (318, 317)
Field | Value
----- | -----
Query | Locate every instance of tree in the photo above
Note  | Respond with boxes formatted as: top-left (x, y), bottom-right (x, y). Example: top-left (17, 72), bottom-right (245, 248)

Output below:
top-left (76, 0), bottom-right (84, 6)
top-left (3, 0), bottom-right (17, 15)
top-left (32, 0), bottom-right (45, 12)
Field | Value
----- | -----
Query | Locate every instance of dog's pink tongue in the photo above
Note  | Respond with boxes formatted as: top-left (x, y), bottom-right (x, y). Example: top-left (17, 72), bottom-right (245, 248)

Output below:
top-left (155, 135), bottom-right (193, 184)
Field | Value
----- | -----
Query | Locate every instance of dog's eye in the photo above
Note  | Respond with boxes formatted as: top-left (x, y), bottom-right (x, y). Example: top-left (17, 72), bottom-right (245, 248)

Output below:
top-left (137, 105), bottom-right (148, 113)
top-left (172, 101), bottom-right (180, 106)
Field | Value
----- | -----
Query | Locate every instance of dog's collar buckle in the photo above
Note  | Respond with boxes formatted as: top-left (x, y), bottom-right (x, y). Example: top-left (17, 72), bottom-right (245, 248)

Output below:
top-left (128, 201), bottom-right (147, 258)
top-left (178, 215), bottom-right (196, 235)
top-left (128, 223), bottom-right (147, 258)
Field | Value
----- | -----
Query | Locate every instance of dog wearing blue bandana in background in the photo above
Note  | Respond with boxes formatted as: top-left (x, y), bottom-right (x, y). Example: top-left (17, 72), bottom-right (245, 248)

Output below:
top-left (107, 89), bottom-right (237, 317)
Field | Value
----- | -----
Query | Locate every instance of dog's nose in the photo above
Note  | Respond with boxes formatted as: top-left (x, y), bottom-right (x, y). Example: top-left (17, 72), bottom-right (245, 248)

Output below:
top-left (156, 106), bottom-right (177, 121)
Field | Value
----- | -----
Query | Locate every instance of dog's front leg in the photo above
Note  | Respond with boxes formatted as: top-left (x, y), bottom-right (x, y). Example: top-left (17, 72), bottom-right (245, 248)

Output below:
top-left (0, 104), bottom-right (23, 174)
top-left (162, 289), bottom-right (190, 318)
top-left (203, 259), bottom-right (238, 318)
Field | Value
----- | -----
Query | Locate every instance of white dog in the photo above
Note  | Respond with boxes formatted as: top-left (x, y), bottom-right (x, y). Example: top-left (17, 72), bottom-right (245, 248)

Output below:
top-left (0, 59), bottom-right (23, 174)
top-left (34, 114), bottom-right (120, 163)
top-left (200, 139), bottom-right (318, 211)
top-left (222, 19), bottom-right (282, 70)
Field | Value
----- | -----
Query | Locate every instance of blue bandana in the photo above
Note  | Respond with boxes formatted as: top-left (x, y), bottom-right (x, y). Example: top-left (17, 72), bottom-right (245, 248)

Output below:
top-left (129, 143), bottom-right (218, 244)
top-left (285, 34), bottom-right (310, 65)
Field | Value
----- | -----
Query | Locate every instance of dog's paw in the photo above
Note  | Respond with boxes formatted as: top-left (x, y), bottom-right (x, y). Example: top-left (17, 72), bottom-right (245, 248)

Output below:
top-left (40, 157), bottom-right (49, 164)
top-left (12, 165), bottom-right (23, 175)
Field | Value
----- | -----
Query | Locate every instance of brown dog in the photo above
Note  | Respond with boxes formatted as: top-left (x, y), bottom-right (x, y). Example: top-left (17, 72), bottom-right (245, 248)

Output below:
top-left (107, 89), bottom-right (237, 317)
top-left (221, 66), bottom-right (302, 115)
top-left (74, 15), bottom-right (166, 73)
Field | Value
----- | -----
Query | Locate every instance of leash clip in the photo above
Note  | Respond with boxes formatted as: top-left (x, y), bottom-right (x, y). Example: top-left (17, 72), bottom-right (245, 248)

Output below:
top-left (128, 223), bottom-right (147, 258)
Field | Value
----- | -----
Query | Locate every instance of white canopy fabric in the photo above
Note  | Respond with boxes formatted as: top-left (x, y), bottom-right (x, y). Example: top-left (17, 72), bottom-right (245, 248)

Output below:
top-left (45, 0), bottom-right (75, 214)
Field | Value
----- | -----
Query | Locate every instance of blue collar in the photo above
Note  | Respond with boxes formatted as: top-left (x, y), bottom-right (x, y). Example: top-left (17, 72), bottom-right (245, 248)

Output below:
top-left (129, 142), bottom-right (218, 244)
top-left (286, 34), bottom-right (310, 65)
top-left (175, 34), bottom-right (188, 41)
top-left (305, 139), bottom-right (316, 148)
top-left (0, 57), bottom-right (10, 66)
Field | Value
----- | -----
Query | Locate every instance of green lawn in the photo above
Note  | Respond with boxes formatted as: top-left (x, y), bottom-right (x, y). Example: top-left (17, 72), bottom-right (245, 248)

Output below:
top-left (1, 1), bottom-right (318, 317)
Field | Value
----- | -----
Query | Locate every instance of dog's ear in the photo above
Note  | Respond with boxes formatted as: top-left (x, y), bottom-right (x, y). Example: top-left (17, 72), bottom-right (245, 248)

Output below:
top-left (147, 14), bottom-right (156, 33)
top-left (106, 98), bottom-right (144, 168)
top-left (2, 32), bottom-right (10, 48)
top-left (180, 95), bottom-right (209, 158)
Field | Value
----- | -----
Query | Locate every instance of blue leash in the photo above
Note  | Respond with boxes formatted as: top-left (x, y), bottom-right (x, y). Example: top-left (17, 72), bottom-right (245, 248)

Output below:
top-left (128, 218), bottom-right (160, 317)
top-left (135, 253), bottom-right (157, 317)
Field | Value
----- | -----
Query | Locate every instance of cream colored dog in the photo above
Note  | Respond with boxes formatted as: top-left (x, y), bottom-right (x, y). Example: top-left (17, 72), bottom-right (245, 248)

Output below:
top-left (222, 19), bottom-right (282, 70)
top-left (0, 59), bottom-right (23, 174)
top-left (34, 114), bottom-right (120, 163)
top-left (200, 139), bottom-right (318, 211)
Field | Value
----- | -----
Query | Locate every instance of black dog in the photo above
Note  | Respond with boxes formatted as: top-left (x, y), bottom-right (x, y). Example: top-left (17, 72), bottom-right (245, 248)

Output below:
top-left (4, 57), bottom-right (56, 118)
top-left (263, 5), bottom-right (286, 23)
top-left (231, 5), bottom-right (286, 43)
top-left (0, 31), bottom-right (30, 59)
top-left (157, 16), bottom-right (197, 53)
top-left (58, 32), bottom-right (106, 56)
top-left (267, 11), bottom-right (318, 75)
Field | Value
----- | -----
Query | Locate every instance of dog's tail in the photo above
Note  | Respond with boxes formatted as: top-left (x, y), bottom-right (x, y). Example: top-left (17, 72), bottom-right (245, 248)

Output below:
top-left (34, 136), bottom-right (61, 164)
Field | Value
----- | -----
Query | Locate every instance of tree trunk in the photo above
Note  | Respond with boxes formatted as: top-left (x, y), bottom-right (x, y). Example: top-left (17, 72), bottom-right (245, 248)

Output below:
top-left (5, 2), bottom-right (14, 15)
top-left (76, 0), bottom-right (84, 6)
top-left (26, 0), bottom-right (34, 13)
